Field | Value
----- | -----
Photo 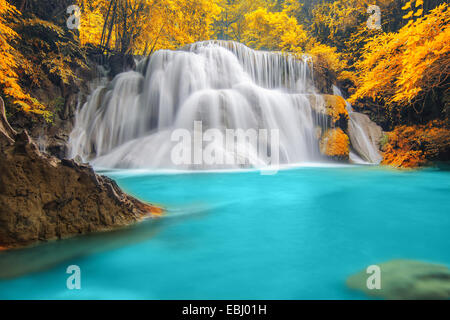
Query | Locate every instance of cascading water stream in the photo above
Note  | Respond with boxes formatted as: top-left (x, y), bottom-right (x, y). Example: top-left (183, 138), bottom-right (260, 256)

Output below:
top-left (332, 85), bottom-right (382, 164)
top-left (69, 41), bottom-right (376, 170)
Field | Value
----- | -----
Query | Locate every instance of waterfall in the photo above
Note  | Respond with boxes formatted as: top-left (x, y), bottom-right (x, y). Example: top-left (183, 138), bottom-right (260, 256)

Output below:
top-left (332, 85), bottom-right (382, 164)
top-left (69, 41), bottom-right (375, 170)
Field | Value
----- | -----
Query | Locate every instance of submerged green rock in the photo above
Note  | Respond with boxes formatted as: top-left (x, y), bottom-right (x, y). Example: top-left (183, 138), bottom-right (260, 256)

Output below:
top-left (347, 259), bottom-right (450, 300)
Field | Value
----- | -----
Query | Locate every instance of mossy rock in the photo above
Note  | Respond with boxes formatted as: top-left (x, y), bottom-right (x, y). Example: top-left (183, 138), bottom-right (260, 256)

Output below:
top-left (347, 259), bottom-right (450, 300)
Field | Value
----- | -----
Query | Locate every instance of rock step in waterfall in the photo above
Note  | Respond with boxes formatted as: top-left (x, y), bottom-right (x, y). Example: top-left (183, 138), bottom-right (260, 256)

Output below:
top-left (332, 85), bottom-right (383, 164)
top-left (69, 40), bottom-right (382, 170)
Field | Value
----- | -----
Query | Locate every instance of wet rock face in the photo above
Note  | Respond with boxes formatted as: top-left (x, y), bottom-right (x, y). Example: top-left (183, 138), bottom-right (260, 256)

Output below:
top-left (108, 53), bottom-right (136, 79)
top-left (348, 112), bottom-right (383, 164)
top-left (0, 97), bottom-right (159, 248)
top-left (306, 94), bottom-right (349, 132)
top-left (306, 94), bottom-right (352, 161)
top-left (347, 259), bottom-right (450, 300)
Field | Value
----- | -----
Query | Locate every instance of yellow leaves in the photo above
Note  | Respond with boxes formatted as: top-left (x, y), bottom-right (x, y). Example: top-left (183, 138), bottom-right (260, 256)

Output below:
top-left (312, 0), bottom-right (370, 37)
top-left (323, 95), bottom-right (349, 124)
top-left (282, 0), bottom-right (303, 17)
top-left (307, 42), bottom-right (347, 76)
top-left (338, 70), bottom-right (358, 83)
top-left (350, 3), bottom-right (450, 108)
top-left (41, 53), bottom-right (78, 85)
top-left (381, 121), bottom-right (449, 168)
top-left (0, 0), bottom-right (18, 18)
top-left (77, 0), bottom-right (220, 54)
top-left (242, 7), bottom-right (308, 52)
top-left (403, 0), bottom-right (424, 20)
top-left (23, 17), bottom-right (64, 36)
top-left (320, 128), bottom-right (350, 159)
top-left (78, 3), bottom-right (105, 46)
top-left (0, 0), bottom-right (52, 117)
top-left (146, 0), bottom-right (220, 51)
top-left (402, 1), bottom-right (411, 10)
top-left (403, 10), bottom-right (413, 19)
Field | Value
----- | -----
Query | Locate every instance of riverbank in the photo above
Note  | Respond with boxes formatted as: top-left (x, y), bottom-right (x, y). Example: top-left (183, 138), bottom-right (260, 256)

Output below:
top-left (0, 97), bottom-right (163, 250)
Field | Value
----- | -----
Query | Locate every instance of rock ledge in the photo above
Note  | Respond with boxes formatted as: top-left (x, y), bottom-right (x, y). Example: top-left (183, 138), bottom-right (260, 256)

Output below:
top-left (0, 97), bottom-right (162, 249)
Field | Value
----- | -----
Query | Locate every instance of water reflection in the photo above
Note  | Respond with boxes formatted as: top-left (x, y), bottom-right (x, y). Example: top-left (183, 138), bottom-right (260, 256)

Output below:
top-left (0, 204), bottom-right (210, 279)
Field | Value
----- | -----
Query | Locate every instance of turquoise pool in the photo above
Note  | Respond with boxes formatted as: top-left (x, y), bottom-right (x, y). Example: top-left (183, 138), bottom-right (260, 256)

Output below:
top-left (0, 165), bottom-right (449, 299)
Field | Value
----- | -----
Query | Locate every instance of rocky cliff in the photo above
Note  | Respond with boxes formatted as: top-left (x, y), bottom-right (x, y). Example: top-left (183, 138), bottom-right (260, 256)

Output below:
top-left (0, 97), bottom-right (162, 249)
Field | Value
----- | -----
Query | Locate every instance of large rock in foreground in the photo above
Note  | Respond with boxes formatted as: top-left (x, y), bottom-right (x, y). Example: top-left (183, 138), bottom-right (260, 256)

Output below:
top-left (0, 97), bottom-right (161, 249)
top-left (347, 259), bottom-right (450, 300)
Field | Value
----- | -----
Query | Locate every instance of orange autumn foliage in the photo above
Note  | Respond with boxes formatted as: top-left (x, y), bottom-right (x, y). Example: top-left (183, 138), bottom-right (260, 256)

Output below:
top-left (241, 5), bottom-right (347, 78)
top-left (77, 0), bottom-right (220, 54)
top-left (320, 128), bottom-right (350, 159)
top-left (350, 3), bottom-right (450, 108)
top-left (382, 121), bottom-right (450, 168)
top-left (0, 0), bottom-right (48, 116)
top-left (242, 6), bottom-right (309, 52)
top-left (307, 42), bottom-right (349, 80)
top-left (323, 95), bottom-right (349, 124)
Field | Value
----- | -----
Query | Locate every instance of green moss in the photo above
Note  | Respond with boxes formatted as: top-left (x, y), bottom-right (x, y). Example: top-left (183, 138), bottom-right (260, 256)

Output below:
top-left (380, 134), bottom-right (389, 148)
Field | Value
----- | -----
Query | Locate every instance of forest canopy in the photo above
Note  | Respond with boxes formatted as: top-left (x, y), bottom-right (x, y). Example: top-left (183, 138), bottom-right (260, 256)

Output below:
top-left (0, 0), bottom-right (448, 129)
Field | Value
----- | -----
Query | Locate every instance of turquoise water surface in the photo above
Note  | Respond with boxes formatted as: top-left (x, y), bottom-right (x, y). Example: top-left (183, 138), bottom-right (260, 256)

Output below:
top-left (0, 165), bottom-right (449, 299)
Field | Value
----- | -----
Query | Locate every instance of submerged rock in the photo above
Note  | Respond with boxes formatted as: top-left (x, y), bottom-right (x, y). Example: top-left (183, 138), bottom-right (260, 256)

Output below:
top-left (0, 97), bottom-right (162, 249)
top-left (347, 259), bottom-right (450, 300)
